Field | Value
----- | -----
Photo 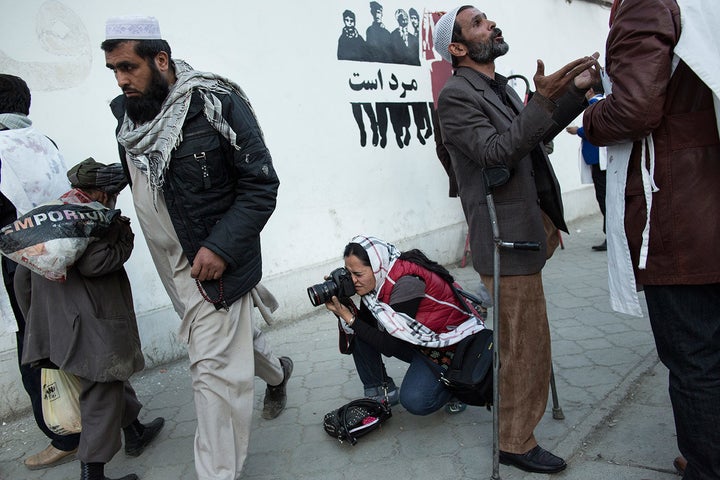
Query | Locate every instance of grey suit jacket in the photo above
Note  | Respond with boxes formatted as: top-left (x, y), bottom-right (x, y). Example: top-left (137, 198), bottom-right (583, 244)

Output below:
top-left (437, 67), bottom-right (585, 276)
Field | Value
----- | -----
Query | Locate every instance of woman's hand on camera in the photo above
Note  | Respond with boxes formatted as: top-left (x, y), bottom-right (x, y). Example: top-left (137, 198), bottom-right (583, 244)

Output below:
top-left (325, 296), bottom-right (355, 326)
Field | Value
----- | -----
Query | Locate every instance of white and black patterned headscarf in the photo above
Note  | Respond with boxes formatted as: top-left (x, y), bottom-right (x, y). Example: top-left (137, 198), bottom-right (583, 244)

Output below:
top-left (116, 59), bottom-right (261, 201)
top-left (350, 235), bottom-right (484, 348)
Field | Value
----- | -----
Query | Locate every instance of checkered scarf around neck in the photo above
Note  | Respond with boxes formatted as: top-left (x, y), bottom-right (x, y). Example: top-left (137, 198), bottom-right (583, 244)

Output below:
top-left (116, 59), bottom-right (260, 201)
top-left (0, 113), bottom-right (32, 130)
top-left (352, 235), bottom-right (485, 348)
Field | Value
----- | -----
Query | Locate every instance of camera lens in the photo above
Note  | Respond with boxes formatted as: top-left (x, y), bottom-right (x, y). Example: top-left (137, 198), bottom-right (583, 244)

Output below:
top-left (307, 280), bottom-right (338, 307)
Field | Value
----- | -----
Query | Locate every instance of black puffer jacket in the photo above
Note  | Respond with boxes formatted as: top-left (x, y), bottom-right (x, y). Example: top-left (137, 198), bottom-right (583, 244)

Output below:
top-left (111, 91), bottom-right (279, 309)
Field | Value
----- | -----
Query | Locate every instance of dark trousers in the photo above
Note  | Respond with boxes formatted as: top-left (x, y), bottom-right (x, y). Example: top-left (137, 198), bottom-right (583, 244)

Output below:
top-left (644, 284), bottom-right (720, 480)
top-left (77, 379), bottom-right (142, 463)
top-left (3, 258), bottom-right (80, 451)
top-left (591, 164), bottom-right (607, 233)
top-left (351, 337), bottom-right (452, 415)
top-left (351, 336), bottom-right (399, 392)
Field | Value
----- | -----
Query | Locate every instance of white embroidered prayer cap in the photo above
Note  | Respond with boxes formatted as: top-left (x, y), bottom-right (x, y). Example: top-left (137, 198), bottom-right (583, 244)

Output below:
top-left (433, 6), bottom-right (462, 63)
top-left (105, 15), bottom-right (161, 40)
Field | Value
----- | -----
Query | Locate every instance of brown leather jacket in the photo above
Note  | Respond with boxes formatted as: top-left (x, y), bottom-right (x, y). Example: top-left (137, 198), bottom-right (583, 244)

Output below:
top-left (583, 0), bottom-right (720, 286)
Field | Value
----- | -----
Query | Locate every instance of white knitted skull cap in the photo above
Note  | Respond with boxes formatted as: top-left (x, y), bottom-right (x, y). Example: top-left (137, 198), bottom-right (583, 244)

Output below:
top-left (433, 6), bottom-right (463, 63)
top-left (105, 15), bottom-right (161, 40)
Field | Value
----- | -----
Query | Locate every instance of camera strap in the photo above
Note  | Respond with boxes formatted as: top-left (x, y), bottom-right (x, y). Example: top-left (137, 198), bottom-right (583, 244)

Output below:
top-left (336, 300), bottom-right (359, 354)
top-left (450, 283), bottom-right (487, 321)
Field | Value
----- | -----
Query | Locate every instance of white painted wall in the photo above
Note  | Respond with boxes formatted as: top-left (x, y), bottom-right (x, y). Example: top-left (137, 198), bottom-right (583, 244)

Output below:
top-left (0, 0), bottom-right (610, 418)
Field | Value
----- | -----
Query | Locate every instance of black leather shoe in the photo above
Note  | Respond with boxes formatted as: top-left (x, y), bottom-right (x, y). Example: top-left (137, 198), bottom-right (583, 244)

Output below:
top-left (262, 356), bottom-right (293, 419)
top-left (499, 445), bottom-right (567, 474)
top-left (123, 417), bottom-right (165, 457)
top-left (80, 461), bottom-right (138, 480)
top-left (592, 239), bottom-right (607, 251)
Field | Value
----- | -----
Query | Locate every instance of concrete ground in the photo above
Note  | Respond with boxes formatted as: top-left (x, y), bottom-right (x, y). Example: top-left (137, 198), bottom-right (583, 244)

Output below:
top-left (0, 214), bottom-right (681, 480)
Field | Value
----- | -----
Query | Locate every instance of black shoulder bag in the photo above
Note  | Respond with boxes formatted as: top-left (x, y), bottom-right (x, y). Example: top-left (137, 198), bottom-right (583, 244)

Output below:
top-left (323, 398), bottom-right (392, 445)
top-left (421, 284), bottom-right (494, 407)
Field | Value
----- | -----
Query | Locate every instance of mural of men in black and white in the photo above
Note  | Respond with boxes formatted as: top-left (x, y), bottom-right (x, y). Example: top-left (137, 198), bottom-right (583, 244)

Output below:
top-left (340, 4), bottom-right (435, 150)
top-left (337, 10), bottom-right (368, 61)
top-left (390, 9), bottom-right (421, 65)
top-left (409, 8), bottom-right (420, 37)
top-left (365, 1), bottom-right (392, 63)
top-left (408, 8), bottom-right (421, 61)
top-left (351, 102), bottom-right (434, 149)
top-left (339, 3), bottom-right (422, 66)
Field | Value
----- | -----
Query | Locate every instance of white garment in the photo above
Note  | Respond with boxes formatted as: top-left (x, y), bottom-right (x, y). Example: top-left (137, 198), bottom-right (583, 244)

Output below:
top-left (578, 144), bottom-right (608, 185)
top-left (602, 69), bottom-right (658, 316)
top-left (0, 127), bottom-right (69, 216)
top-left (0, 127), bottom-right (69, 334)
top-left (605, 142), bottom-right (643, 316)
top-left (675, 0), bottom-right (720, 128)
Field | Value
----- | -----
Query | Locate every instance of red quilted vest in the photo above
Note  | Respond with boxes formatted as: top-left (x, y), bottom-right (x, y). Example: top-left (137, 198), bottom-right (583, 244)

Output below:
top-left (377, 259), bottom-right (471, 332)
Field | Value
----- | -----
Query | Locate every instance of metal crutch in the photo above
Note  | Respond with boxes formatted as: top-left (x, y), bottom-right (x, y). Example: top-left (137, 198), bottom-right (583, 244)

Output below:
top-left (550, 365), bottom-right (565, 420)
top-left (498, 71), bottom-right (566, 419)
top-left (483, 166), bottom-right (542, 480)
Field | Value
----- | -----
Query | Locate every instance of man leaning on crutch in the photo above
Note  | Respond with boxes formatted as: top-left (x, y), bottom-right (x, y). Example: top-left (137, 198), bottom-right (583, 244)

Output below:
top-left (434, 5), bottom-right (600, 476)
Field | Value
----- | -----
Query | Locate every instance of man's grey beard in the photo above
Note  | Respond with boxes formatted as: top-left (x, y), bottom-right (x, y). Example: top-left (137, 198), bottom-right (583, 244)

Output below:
top-left (467, 29), bottom-right (509, 64)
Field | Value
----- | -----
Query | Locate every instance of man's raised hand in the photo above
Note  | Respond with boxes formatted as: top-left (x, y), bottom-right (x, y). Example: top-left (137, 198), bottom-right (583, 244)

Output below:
top-left (534, 53), bottom-right (600, 101)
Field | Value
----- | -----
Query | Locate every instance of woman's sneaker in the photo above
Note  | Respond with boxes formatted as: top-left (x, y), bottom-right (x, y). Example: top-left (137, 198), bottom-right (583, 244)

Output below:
top-left (364, 386), bottom-right (400, 406)
top-left (445, 399), bottom-right (467, 414)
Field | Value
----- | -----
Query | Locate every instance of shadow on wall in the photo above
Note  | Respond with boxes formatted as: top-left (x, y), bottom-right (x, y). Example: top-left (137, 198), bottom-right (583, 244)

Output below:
top-left (0, 0), bottom-right (92, 91)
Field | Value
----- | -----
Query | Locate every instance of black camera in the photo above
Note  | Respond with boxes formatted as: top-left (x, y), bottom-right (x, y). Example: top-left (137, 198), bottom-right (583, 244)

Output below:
top-left (307, 267), bottom-right (356, 307)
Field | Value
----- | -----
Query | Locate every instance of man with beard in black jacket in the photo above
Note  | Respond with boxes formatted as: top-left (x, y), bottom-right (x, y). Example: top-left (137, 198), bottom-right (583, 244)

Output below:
top-left (101, 16), bottom-right (292, 480)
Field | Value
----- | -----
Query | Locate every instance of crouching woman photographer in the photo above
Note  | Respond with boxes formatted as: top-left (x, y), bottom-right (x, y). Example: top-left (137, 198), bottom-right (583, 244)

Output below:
top-left (324, 235), bottom-right (485, 415)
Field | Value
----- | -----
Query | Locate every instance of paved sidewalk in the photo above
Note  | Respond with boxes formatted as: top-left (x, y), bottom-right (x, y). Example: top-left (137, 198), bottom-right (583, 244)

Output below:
top-left (0, 214), bottom-right (680, 480)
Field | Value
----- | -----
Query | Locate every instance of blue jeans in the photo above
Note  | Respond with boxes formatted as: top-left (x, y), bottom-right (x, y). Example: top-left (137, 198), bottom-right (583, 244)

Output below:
top-left (351, 337), bottom-right (452, 415)
top-left (644, 284), bottom-right (720, 480)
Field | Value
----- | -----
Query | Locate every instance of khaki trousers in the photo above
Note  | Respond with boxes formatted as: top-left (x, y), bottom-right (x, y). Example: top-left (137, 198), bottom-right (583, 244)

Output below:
top-left (173, 274), bottom-right (282, 480)
top-left (187, 292), bottom-right (254, 480)
top-left (127, 162), bottom-right (283, 479)
top-left (481, 272), bottom-right (552, 453)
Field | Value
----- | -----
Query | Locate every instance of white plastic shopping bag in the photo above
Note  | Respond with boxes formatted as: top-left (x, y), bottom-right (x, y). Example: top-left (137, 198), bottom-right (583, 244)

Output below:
top-left (41, 368), bottom-right (82, 435)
